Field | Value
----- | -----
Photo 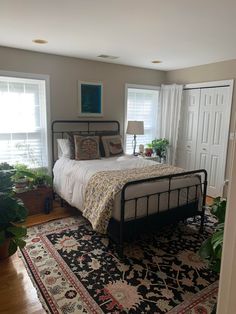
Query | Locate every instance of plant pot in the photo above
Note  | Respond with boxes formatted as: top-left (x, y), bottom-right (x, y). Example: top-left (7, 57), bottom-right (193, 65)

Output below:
top-left (145, 148), bottom-right (153, 157)
top-left (0, 238), bottom-right (10, 260)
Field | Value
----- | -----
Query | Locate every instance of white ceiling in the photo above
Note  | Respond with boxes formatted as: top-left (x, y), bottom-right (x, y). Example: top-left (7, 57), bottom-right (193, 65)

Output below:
top-left (1, 0), bottom-right (236, 70)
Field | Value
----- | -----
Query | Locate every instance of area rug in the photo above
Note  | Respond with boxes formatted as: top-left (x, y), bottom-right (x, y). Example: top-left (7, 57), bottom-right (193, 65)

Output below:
top-left (20, 213), bottom-right (218, 313)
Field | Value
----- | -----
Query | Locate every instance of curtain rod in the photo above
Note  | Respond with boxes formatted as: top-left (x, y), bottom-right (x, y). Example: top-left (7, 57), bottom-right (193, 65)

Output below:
top-left (184, 84), bottom-right (230, 90)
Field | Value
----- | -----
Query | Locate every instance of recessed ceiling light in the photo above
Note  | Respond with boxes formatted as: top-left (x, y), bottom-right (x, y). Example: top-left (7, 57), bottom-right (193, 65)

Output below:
top-left (152, 60), bottom-right (162, 64)
top-left (32, 39), bottom-right (48, 44)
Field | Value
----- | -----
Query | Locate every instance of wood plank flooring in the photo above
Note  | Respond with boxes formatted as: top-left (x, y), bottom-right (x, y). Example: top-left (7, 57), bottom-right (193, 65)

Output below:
top-left (0, 197), bottom-right (214, 314)
top-left (0, 202), bottom-right (76, 314)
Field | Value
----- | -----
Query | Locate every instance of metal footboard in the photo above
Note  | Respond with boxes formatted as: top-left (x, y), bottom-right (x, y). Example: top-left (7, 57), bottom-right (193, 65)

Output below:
top-left (108, 169), bottom-right (207, 257)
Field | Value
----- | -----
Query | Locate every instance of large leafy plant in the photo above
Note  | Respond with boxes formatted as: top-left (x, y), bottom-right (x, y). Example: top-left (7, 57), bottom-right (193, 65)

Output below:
top-left (199, 197), bottom-right (226, 273)
top-left (0, 164), bottom-right (28, 256)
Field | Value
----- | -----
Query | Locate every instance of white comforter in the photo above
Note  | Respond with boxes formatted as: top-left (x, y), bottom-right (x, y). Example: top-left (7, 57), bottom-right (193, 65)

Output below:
top-left (53, 155), bottom-right (157, 211)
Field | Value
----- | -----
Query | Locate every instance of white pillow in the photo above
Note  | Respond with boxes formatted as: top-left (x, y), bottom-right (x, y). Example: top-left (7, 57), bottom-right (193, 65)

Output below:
top-left (57, 139), bottom-right (71, 159)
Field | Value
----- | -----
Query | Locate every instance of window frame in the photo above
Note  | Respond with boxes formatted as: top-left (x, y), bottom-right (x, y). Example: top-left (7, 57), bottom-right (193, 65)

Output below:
top-left (124, 83), bottom-right (160, 153)
top-left (0, 70), bottom-right (51, 169)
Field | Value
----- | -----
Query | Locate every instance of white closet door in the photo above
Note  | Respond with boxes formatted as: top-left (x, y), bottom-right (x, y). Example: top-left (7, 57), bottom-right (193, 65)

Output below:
top-left (177, 89), bottom-right (200, 170)
top-left (196, 86), bottom-right (231, 197)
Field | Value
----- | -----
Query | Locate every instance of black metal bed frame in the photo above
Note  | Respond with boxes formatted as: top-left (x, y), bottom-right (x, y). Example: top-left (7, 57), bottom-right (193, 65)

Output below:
top-left (52, 120), bottom-right (207, 257)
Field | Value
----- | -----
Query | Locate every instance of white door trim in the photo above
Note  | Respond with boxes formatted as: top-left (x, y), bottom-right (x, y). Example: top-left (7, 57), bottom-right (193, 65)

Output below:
top-left (217, 113), bottom-right (236, 313)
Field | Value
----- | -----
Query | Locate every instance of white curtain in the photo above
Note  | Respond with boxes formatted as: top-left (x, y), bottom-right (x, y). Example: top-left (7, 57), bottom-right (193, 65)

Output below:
top-left (158, 84), bottom-right (183, 165)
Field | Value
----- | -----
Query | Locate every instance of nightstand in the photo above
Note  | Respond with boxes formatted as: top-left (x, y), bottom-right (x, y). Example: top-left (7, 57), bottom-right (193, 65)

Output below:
top-left (138, 155), bottom-right (161, 163)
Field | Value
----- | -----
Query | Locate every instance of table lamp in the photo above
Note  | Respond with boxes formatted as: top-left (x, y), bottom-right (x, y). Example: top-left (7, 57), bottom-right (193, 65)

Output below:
top-left (126, 121), bottom-right (144, 155)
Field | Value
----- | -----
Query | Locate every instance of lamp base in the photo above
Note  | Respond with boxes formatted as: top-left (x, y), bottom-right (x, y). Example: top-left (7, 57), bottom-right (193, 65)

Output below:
top-left (133, 134), bottom-right (137, 155)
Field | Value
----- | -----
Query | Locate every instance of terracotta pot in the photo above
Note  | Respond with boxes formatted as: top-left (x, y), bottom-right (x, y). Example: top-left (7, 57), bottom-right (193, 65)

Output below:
top-left (0, 238), bottom-right (11, 260)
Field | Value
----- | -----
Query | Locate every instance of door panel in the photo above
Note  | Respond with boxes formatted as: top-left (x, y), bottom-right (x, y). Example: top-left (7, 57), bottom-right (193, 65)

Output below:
top-left (212, 112), bottom-right (222, 145)
top-left (187, 111), bottom-right (194, 141)
top-left (177, 89), bottom-right (200, 170)
top-left (209, 155), bottom-right (219, 189)
top-left (199, 152), bottom-right (208, 169)
top-left (196, 86), bottom-right (231, 197)
top-left (178, 85), bottom-right (231, 197)
top-left (185, 149), bottom-right (192, 170)
top-left (201, 111), bottom-right (211, 144)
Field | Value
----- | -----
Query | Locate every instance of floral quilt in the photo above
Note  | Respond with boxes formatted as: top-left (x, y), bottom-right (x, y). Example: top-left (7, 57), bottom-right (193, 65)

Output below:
top-left (83, 164), bottom-right (185, 233)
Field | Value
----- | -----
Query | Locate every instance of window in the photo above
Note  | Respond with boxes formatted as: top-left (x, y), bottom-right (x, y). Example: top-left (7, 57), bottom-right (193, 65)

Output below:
top-left (125, 85), bottom-right (159, 154)
top-left (0, 75), bottom-right (49, 168)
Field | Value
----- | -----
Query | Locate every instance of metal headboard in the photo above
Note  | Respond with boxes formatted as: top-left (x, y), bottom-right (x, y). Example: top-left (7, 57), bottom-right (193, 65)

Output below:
top-left (51, 120), bottom-right (120, 164)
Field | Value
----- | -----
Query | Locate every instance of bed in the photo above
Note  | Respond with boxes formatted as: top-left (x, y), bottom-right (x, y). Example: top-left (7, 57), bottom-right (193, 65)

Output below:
top-left (52, 120), bottom-right (207, 257)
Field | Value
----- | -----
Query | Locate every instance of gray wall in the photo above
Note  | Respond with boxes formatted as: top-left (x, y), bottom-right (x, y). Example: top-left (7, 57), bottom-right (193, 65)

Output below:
top-left (0, 46), bottom-right (166, 134)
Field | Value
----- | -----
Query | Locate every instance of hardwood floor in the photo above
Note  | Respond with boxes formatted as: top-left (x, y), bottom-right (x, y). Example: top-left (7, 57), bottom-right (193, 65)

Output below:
top-left (0, 202), bottom-right (77, 314)
top-left (0, 198), bottom-right (214, 313)
top-left (0, 254), bottom-right (45, 314)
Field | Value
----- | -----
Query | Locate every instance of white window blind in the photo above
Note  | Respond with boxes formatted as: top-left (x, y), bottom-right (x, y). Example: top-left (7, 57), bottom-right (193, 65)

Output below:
top-left (125, 87), bottom-right (159, 154)
top-left (0, 76), bottom-right (48, 167)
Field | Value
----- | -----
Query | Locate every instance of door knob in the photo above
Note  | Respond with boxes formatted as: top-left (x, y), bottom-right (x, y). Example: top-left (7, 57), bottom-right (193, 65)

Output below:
top-left (202, 148), bottom-right (207, 151)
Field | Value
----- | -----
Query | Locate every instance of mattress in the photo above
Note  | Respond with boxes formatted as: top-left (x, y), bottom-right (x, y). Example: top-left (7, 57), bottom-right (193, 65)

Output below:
top-left (53, 155), bottom-right (202, 222)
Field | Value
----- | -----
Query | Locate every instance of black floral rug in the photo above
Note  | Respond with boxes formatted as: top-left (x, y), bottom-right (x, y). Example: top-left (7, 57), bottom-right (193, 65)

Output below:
top-left (20, 212), bottom-right (218, 313)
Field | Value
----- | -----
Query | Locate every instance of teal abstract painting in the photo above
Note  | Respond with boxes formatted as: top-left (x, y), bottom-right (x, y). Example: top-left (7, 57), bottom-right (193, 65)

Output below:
top-left (79, 82), bottom-right (103, 116)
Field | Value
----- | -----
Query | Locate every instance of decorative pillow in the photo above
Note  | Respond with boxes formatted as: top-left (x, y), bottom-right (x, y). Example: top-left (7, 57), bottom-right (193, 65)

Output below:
top-left (66, 131), bottom-right (95, 159)
top-left (101, 135), bottom-right (123, 157)
top-left (57, 139), bottom-right (71, 158)
top-left (95, 131), bottom-right (118, 157)
top-left (74, 135), bottom-right (100, 160)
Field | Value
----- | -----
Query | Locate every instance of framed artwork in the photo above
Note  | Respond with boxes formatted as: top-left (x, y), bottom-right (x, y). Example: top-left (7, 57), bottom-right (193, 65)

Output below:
top-left (78, 81), bottom-right (103, 117)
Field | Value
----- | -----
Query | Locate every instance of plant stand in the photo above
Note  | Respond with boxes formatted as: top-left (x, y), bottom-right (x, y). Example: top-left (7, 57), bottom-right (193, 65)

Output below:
top-left (16, 187), bottom-right (53, 215)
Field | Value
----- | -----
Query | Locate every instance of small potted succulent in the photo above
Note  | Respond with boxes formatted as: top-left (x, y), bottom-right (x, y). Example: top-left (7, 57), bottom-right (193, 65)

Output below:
top-left (0, 163), bottom-right (28, 259)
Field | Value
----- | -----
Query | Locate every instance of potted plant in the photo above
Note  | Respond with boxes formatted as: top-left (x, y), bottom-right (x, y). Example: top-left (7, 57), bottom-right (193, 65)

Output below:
top-left (147, 138), bottom-right (169, 160)
top-left (0, 164), bottom-right (28, 259)
top-left (13, 164), bottom-right (52, 191)
top-left (198, 197), bottom-right (226, 313)
top-left (13, 164), bottom-right (53, 215)
top-left (199, 197), bottom-right (226, 272)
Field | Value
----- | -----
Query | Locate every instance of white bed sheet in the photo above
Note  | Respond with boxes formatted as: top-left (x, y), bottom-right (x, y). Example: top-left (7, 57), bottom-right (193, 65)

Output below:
top-left (53, 156), bottom-right (201, 221)
top-left (53, 155), bottom-right (156, 209)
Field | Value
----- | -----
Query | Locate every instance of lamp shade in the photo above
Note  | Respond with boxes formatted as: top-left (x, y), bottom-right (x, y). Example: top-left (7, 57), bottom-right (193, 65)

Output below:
top-left (126, 121), bottom-right (144, 135)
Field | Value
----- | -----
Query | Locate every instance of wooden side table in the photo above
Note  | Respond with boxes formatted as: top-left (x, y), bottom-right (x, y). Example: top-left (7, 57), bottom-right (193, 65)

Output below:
top-left (16, 186), bottom-right (53, 215)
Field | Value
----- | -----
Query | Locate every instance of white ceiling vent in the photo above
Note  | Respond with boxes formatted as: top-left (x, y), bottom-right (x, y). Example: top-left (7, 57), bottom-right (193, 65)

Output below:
top-left (97, 54), bottom-right (119, 60)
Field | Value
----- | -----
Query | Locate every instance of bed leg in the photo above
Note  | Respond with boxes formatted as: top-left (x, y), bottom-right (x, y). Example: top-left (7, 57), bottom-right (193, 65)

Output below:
top-left (117, 244), bottom-right (124, 259)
